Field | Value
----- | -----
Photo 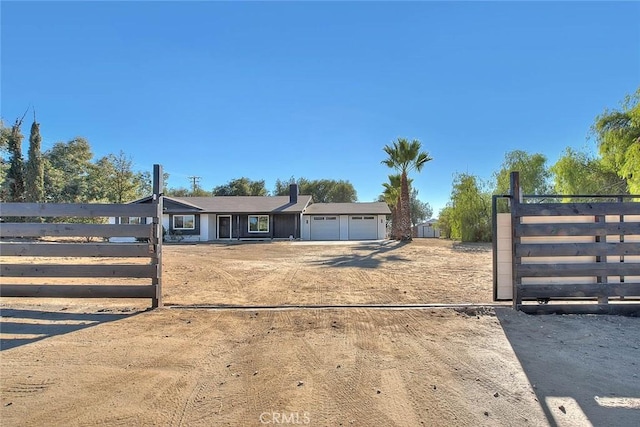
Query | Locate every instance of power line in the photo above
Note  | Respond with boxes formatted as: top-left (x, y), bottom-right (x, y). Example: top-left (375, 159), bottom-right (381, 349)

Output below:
top-left (188, 176), bottom-right (201, 192)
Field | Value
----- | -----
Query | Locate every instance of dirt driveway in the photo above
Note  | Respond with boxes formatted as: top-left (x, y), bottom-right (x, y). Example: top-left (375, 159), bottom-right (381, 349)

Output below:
top-left (1, 239), bottom-right (639, 426)
top-left (162, 239), bottom-right (494, 306)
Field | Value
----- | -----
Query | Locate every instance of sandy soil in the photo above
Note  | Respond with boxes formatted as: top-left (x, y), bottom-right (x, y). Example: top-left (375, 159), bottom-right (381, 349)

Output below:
top-left (1, 239), bottom-right (639, 426)
top-left (162, 239), bottom-right (494, 306)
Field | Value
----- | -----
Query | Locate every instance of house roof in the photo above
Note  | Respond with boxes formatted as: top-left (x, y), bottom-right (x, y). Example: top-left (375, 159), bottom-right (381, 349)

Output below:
top-left (304, 202), bottom-right (391, 215)
top-left (163, 195), bottom-right (313, 214)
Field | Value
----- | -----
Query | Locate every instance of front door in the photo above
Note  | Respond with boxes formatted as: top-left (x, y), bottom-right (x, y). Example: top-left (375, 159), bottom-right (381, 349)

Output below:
top-left (218, 215), bottom-right (232, 239)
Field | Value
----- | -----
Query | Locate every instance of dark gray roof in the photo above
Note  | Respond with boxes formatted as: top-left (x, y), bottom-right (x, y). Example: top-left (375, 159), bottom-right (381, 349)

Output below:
top-left (164, 195), bottom-right (313, 214)
top-left (304, 202), bottom-right (391, 215)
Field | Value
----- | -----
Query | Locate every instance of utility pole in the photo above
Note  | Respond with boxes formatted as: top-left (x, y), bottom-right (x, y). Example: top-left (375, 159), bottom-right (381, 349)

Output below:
top-left (188, 176), bottom-right (201, 193)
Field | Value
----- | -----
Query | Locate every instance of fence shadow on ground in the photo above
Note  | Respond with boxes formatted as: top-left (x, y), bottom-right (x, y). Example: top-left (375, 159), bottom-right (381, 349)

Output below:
top-left (309, 240), bottom-right (410, 268)
top-left (0, 308), bottom-right (142, 351)
top-left (495, 307), bottom-right (640, 427)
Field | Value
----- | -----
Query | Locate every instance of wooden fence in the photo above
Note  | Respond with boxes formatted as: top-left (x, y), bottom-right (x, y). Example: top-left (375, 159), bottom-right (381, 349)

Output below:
top-left (0, 165), bottom-right (163, 308)
top-left (496, 171), bottom-right (640, 315)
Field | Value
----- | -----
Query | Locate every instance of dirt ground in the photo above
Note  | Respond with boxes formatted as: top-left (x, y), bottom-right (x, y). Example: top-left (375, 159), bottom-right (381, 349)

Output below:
top-left (1, 239), bottom-right (640, 426)
top-left (162, 239), bottom-right (494, 306)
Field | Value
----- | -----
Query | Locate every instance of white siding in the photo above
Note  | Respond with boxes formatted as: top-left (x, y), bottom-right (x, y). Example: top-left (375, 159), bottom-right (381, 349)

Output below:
top-left (339, 215), bottom-right (349, 241)
top-left (208, 214), bottom-right (217, 240)
top-left (302, 216), bottom-right (311, 240)
top-left (378, 215), bottom-right (387, 239)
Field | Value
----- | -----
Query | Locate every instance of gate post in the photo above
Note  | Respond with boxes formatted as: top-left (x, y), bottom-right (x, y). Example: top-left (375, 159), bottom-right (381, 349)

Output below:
top-left (152, 164), bottom-right (164, 308)
top-left (510, 172), bottom-right (521, 310)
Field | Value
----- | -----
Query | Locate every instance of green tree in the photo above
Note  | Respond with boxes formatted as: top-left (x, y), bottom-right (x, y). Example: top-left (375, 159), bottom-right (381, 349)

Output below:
top-left (593, 88), bottom-right (640, 193)
top-left (381, 138), bottom-right (432, 241)
top-left (0, 120), bottom-right (13, 200)
top-left (25, 118), bottom-right (45, 203)
top-left (494, 150), bottom-right (551, 196)
top-left (43, 137), bottom-right (93, 203)
top-left (410, 189), bottom-right (433, 226)
top-left (550, 147), bottom-right (627, 195)
top-left (88, 151), bottom-right (148, 203)
top-left (274, 177), bottom-right (358, 202)
top-left (437, 205), bottom-right (453, 239)
top-left (273, 176), bottom-right (296, 196)
top-left (445, 173), bottom-right (491, 242)
top-left (0, 119), bottom-right (9, 151)
top-left (213, 177), bottom-right (268, 196)
top-left (5, 116), bottom-right (27, 202)
top-left (165, 187), bottom-right (190, 197)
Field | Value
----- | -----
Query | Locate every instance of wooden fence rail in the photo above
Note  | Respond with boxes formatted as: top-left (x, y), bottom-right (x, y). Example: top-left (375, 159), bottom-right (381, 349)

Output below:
top-left (506, 171), bottom-right (640, 315)
top-left (0, 165), bottom-right (163, 308)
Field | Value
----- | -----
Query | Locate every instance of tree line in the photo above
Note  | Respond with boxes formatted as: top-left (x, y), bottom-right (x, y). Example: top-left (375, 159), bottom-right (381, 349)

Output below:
top-left (4, 87), bottom-right (634, 242)
top-left (0, 114), bottom-right (434, 230)
top-left (168, 176), bottom-right (359, 204)
top-left (438, 88), bottom-right (639, 242)
top-left (0, 116), bottom-right (370, 206)
top-left (1, 115), bottom-right (151, 205)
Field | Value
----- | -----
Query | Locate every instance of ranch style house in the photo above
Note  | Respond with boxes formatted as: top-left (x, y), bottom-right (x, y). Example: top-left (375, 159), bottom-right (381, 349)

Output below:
top-left (113, 184), bottom-right (390, 242)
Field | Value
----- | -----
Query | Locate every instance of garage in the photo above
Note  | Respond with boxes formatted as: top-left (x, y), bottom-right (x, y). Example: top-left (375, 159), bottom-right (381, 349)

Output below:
top-left (348, 216), bottom-right (378, 240)
top-left (302, 202), bottom-right (391, 241)
top-left (310, 216), bottom-right (340, 240)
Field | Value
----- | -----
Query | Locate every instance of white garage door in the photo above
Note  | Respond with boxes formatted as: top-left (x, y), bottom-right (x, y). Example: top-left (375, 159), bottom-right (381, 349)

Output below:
top-left (349, 216), bottom-right (378, 240)
top-left (310, 216), bottom-right (340, 240)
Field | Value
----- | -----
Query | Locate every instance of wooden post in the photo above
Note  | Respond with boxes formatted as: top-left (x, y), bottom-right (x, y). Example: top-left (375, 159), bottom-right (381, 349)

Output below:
top-left (595, 214), bottom-right (608, 305)
top-left (510, 172), bottom-right (521, 310)
top-left (492, 195), bottom-right (498, 301)
top-left (152, 164), bottom-right (163, 308)
top-left (619, 196), bottom-right (625, 300)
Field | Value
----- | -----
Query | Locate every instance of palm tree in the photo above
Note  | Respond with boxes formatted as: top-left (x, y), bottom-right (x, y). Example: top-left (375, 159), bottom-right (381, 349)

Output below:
top-left (382, 174), bottom-right (412, 240)
top-left (382, 138), bottom-right (432, 241)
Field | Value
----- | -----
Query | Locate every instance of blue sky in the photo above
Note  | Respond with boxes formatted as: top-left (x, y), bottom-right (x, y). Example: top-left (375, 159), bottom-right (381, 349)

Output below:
top-left (2, 1), bottom-right (639, 214)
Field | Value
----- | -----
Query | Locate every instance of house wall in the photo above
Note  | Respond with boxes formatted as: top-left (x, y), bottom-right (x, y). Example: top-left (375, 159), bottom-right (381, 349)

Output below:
top-left (200, 214), bottom-right (210, 241)
top-left (166, 213), bottom-right (202, 241)
top-left (272, 214), bottom-right (299, 239)
top-left (162, 216), bottom-right (170, 236)
top-left (108, 216), bottom-right (153, 243)
top-left (159, 213), bottom-right (301, 241)
top-left (339, 215), bottom-right (349, 241)
top-left (301, 217), bottom-right (310, 240)
top-left (162, 214), bottom-right (204, 242)
top-left (208, 214), bottom-right (217, 240)
top-left (378, 215), bottom-right (387, 239)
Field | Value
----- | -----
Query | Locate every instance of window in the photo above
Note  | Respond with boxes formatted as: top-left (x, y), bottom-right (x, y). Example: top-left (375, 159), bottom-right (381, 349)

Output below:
top-left (119, 217), bottom-right (145, 225)
top-left (351, 216), bottom-right (363, 220)
top-left (248, 215), bottom-right (269, 233)
top-left (173, 215), bottom-right (195, 230)
top-left (364, 216), bottom-right (375, 220)
top-left (313, 217), bottom-right (325, 220)
top-left (326, 217), bottom-right (337, 220)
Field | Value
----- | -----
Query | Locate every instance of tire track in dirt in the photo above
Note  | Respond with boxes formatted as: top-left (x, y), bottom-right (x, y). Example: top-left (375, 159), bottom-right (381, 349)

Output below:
top-left (162, 310), bottom-right (253, 426)
top-left (315, 308), bottom-right (401, 426)
top-left (3, 309), bottom-right (229, 427)
top-left (387, 309), bottom-right (539, 425)
top-left (243, 310), bottom-right (279, 423)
